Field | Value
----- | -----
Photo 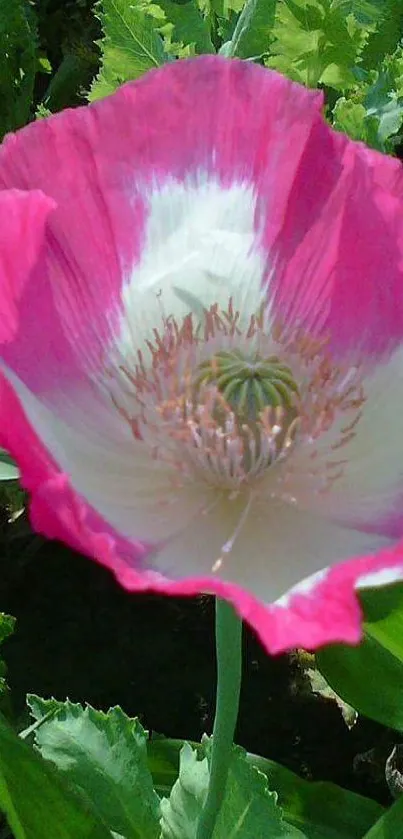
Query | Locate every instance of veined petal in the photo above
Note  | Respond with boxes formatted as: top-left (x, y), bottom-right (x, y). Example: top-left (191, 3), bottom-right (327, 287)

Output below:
top-left (0, 189), bottom-right (55, 341)
top-left (0, 364), bottom-right (209, 545)
top-left (115, 177), bottom-right (268, 363)
top-left (286, 344), bottom-right (403, 537)
top-left (2, 57), bottom-right (403, 655)
top-left (271, 142), bottom-right (403, 356)
top-left (144, 492), bottom-right (389, 598)
top-left (3, 363), bottom-right (403, 655)
top-left (0, 56), bottom-right (337, 407)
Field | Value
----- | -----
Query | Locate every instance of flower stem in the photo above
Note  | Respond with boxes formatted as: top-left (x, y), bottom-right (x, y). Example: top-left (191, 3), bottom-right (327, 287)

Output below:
top-left (196, 598), bottom-right (243, 839)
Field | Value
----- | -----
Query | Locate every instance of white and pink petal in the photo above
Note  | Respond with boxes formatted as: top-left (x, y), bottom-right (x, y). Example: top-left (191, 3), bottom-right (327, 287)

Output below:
top-left (1, 58), bottom-right (403, 656)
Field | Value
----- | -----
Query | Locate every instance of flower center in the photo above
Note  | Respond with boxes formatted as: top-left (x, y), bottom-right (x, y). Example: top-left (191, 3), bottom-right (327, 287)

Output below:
top-left (189, 349), bottom-right (301, 481)
top-left (110, 298), bottom-right (365, 500)
top-left (194, 348), bottom-right (299, 418)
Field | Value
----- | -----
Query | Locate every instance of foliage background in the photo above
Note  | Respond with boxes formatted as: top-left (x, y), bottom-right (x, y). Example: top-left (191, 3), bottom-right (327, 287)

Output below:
top-left (2, 0), bottom-right (403, 836)
top-left (2, 0), bottom-right (403, 151)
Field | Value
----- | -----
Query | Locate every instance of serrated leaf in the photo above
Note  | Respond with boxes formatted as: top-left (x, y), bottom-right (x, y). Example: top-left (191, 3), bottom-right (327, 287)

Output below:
top-left (147, 0), bottom-right (215, 55)
top-left (225, 0), bottom-right (276, 58)
top-left (266, 0), bottom-right (369, 90)
top-left (252, 753), bottom-right (384, 839)
top-left (361, 0), bottom-right (403, 70)
top-left (90, 0), bottom-right (169, 101)
top-left (332, 97), bottom-right (383, 147)
top-left (160, 741), bottom-right (303, 838)
top-left (149, 737), bottom-right (384, 839)
top-left (0, 712), bottom-right (112, 839)
top-left (364, 53), bottom-right (403, 140)
top-left (211, 744), bottom-right (304, 838)
top-left (0, 0), bottom-right (38, 137)
top-left (331, 44), bottom-right (403, 151)
top-left (27, 696), bottom-right (160, 839)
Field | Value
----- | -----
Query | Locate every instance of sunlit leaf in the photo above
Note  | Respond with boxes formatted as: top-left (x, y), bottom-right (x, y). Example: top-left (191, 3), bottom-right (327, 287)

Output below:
top-left (27, 697), bottom-right (160, 839)
top-left (150, 737), bottom-right (383, 839)
top-left (361, 0), bottom-right (403, 70)
top-left (266, 0), bottom-right (370, 90)
top-left (0, 713), bottom-right (112, 839)
top-left (147, 0), bottom-right (215, 55)
top-left (90, 0), bottom-right (169, 101)
top-left (224, 0), bottom-right (277, 58)
top-left (160, 740), bottom-right (305, 838)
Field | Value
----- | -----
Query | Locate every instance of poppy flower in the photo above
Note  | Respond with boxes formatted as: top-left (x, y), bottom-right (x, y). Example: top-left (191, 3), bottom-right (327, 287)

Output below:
top-left (1, 56), bottom-right (403, 653)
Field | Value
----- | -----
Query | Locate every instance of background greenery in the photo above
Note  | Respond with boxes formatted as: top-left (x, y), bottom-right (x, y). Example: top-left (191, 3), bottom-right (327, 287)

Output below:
top-left (2, 0), bottom-right (403, 151)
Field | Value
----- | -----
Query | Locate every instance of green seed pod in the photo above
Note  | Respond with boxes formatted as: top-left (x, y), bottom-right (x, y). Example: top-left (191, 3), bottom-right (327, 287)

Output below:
top-left (195, 350), bottom-right (299, 421)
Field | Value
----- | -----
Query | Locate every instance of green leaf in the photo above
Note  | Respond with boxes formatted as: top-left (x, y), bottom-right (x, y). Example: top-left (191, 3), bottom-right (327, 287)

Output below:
top-left (361, 0), bottom-right (403, 70)
top-left (332, 97), bottom-right (383, 147)
top-left (211, 745), bottom-right (306, 838)
top-left (148, 736), bottom-right (184, 797)
top-left (305, 667), bottom-right (358, 729)
top-left (90, 0), bottom-right (169, 101)
top-left (251, 754), bottom-right (384, 839)
top-left (35, 103), bottom-right (53, 120)
top-left (224, 0), bottom-right (277, 58)
top-left (317, 584), bottom-right (403, 732)
top-left (0, 450), bottom-right (19, 481)
top-left (364, 72), bottom-right (403, 144)
top-left (147, 0), bottom-right (215, 56)
top-left (266, 0), bottom-right (370, 90)
top-left (160, 741), bottom-right (304, 838)
top-left (160, 743), bottom-right (209, 838)
top-left (332, 44), bottom-right (403, 150)
top-left (0, 614), bottom-right (16, 705)
top-left (0, 713), bottom-right (112, 839)
top-left (149, 737), bottom-right (383, 839)
top-left (362, 794), bottom-right (403, 838)
top-left (0, 0), bottom-right (38, 137)
top-left (43, 52), bottom-right (97, 113)
top-left (0, 616), bottom-right (15, 648)
top-left (27, 696), bottom-right (160, 839)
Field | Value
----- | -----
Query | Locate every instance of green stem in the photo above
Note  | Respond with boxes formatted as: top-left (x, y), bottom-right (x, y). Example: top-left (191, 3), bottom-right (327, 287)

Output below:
top-left (196, 598), bottom-right (243, 839)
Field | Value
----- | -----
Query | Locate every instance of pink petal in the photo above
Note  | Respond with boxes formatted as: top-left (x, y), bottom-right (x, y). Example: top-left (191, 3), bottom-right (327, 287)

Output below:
top-left (0, 189), bottom-right (55, 342)
top-left (0, 57), bottom-right (336, 405)
top-left (2, 57), bottom-right (403, 653)
top-left (271, 140), bottom-right (403, 357)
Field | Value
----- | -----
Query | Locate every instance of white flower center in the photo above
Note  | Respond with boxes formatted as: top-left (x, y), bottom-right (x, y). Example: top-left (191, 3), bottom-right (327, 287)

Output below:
top-left (109, 297), bottom-right (366, 505)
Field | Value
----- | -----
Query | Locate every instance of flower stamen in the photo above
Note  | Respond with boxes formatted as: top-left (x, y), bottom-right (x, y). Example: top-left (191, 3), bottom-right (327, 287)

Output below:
top-left (108, 298), bottom-right (366, 507)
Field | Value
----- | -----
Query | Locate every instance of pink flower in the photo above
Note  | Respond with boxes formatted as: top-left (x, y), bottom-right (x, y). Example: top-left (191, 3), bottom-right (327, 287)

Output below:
top-left (1, 56), bottom-right (403, 654)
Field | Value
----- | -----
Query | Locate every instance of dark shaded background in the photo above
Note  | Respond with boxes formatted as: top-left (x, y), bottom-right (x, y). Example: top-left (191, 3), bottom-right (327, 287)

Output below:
top-left (0, 516), bottom-right (398, 808)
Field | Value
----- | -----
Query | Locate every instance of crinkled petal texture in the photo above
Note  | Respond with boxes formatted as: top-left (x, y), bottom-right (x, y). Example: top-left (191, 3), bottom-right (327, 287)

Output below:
top-left (1, 56), bottom-right (403, 654)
